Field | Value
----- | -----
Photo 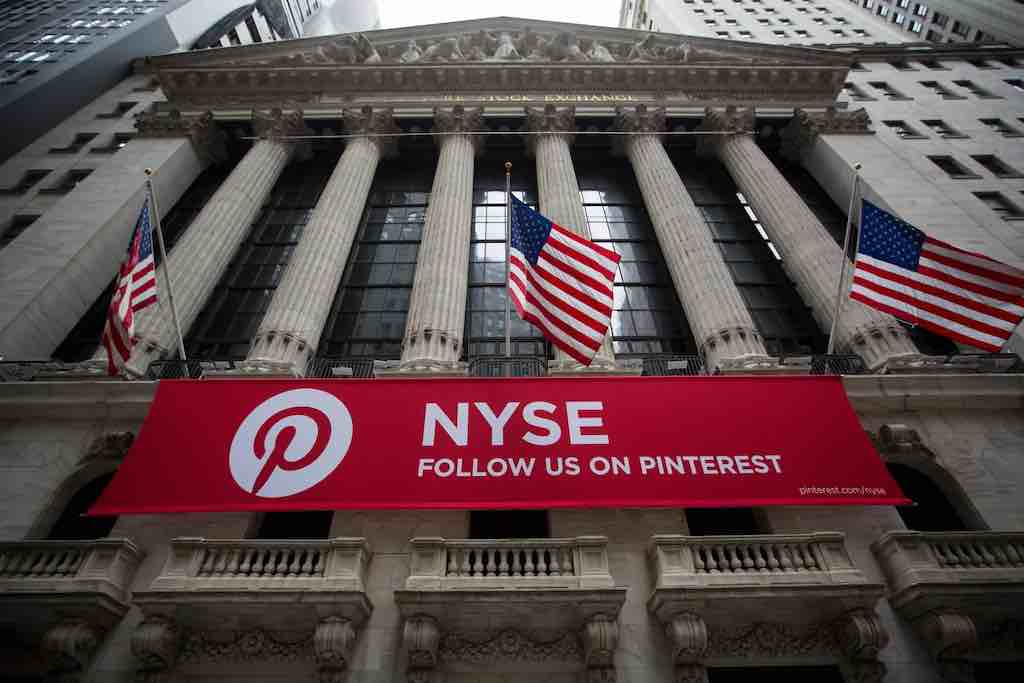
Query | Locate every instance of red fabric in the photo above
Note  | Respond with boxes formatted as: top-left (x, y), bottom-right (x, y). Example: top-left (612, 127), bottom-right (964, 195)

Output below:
top-left (89, 375), bottom-right (910, 515)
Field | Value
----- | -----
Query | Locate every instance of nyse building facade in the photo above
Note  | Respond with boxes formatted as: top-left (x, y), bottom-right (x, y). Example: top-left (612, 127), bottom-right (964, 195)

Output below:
top-left (1, 16), bottom-right (1023, 683)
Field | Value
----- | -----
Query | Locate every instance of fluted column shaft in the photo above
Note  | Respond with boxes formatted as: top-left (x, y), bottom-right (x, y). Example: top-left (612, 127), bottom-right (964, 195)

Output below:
top-left (247, 108), bottom-right (397, 375)
top-left (711, 130), bottom-right (918, 368)
top-left (401, 109), bottom-right (479, 366)
top-left (622, 117), bottom-right (768, 369)
top-left (528, 105), bottom-right (615, 367)
top-left (126, 114), bottom-right (299, 375)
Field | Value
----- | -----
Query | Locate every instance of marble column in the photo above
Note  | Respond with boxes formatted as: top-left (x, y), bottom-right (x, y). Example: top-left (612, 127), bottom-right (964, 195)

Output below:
top-left (398, 106), bottom-right (482, 373)
top-left (525, 104), bottom-right (620, 372)
top-left (616, 105), bottom-right (771, 372)
top-left (124, 109), bottom-right (305, 377)
top-left (240, 107), bottom-right (398, 377)
top-left (699, 107), bottom-right (919, 370)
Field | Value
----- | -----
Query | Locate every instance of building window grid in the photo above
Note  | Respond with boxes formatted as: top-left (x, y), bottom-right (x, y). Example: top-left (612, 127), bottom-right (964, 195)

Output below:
top-left (971, 155), bottom-right (1022, 179)
top-left (187, 153), bottom-right (335, 359)
top-left (920, 119), bottom-right (967, 138)
top-left (319, 181), bottom-right (429, 359)
top-left (979, 118), bottom-right (1023, 137)
top-left (974, 192), bottom-right (1024, 220)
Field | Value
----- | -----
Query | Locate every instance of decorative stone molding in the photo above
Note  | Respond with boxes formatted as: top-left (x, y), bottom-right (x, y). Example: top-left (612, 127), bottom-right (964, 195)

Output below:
top-left (404, 615), bottom-right (440, 682)
top-left (781, 107), bottom-right (873, 162)
top-left (838, 610), bottom-right (889, 683)
top-left (433, 104), bottom-right (484, 153)
top-left (439, 629), bottom-right (581, 662)
top-left (131, 616), bottom-right (181, 681)
top-left (314, 617), bottom-right (357, 682)
top-left (41, 618), bottom-right (101, 682)
top-left (613, 103), bottom-right (665, 151)
top-left (343, 105), bottom-right (400, 158)
top-left (695, 105), bottom-right (755, 157)
top-left (581, 614), bottom-right (618, 669)
top-left (915, 612), bottom-right (979, 683)
top-left (134, 109), bottom-right (227, 164)
top-left (80, 431), bottom-right (134, 464)
top-left (525, 103), bottom-right (576, 152)
top-left (666, 613), bottom-right (708, 672)
top-left (252, 107), bottom-right (310, 141)
top-left (706, 620), bottom-right (841, 658)
top-left (179, 628), bottom-right (311, 663)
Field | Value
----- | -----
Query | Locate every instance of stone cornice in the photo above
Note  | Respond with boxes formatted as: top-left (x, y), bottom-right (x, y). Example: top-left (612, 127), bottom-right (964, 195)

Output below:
top-left (344, 106), bottom-right (400, 157)
top-left (781, 106), bottom-right (872, 161)
top-left (134, 109), bottom-right (226, 164)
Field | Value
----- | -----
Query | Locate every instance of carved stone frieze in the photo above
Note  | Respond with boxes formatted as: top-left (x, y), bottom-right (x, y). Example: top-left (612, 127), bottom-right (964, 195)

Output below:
top-left (131, 616), bottom-right (181, 680)
top-left (41, 618), bottom-right (102, 682)
top-left (134, 110), bottom-right (226, 164)
top-left (439, 629), bottom-right (581, 663)
top-left (79, 431), bottom-right (134, 464)
top-left (706, 620), bottom-right (841, 658)
top-left (781, 106), bottom-right (873, 161)
top-left (343, 105), bottom-right (400, 158)
top-left (178, 628), bottom-right (312, 663)
top-left (252, 107), bottom-right (310, 141)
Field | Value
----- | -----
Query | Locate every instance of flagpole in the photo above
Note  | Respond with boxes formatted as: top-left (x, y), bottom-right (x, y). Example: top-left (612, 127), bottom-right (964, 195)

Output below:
top-left (144, 168), bottom-right (188, 362)
top-left (504, 161), bottom-right (512, 359)
top-left (826, 162), bottom-right (862, 356)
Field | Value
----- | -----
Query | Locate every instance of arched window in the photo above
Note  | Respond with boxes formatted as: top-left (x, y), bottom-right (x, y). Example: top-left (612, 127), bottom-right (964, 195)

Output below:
top-left (888, 463), bottom-right (969, 532)
top-left (46, 473), bottom-right (117, 540)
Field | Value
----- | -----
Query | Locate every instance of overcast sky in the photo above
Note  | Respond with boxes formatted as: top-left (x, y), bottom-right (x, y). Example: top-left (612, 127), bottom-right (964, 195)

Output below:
top-left (377, 0), bottom-right (622, 30)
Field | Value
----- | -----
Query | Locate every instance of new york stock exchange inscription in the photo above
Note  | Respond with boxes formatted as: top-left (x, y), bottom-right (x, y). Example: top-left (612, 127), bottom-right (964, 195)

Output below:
top-left (436, 93), bottom-right (643, 103)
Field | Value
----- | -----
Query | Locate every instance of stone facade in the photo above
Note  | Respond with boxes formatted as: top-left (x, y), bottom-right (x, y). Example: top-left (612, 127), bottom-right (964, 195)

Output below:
top-left (1, 16), bottom-right (1023, 683)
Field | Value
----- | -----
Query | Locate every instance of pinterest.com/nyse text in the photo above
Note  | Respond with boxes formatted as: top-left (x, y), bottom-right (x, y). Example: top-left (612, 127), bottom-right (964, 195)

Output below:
top-left (799, 485), bottom-right (888, 497)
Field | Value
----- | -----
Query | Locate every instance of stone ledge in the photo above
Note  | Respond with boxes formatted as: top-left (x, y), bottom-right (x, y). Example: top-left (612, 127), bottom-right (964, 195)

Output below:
top-left (843, 374), bottom-right (1024, 412)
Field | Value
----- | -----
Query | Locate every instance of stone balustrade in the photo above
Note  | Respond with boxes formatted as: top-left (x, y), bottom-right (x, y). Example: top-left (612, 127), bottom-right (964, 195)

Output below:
top-left (405, 536), bottom-right (615, 590)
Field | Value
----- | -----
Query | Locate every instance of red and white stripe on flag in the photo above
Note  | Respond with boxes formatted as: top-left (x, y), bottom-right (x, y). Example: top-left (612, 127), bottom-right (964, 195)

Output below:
top-left (852, 236), bottom-right (1024, 352)
top-left (508, 222), bottom-right (620, 366)
top-left (102, 198), bottom-right (158, 376)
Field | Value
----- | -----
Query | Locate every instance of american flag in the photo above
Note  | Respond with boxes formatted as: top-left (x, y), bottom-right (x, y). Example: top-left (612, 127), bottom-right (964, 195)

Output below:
top-left (508, 196), bottom-right (619, 365)
top-left (851, 199), bottom-right (1024, 352)
top-left (101, 197), bottom-right (157, 375)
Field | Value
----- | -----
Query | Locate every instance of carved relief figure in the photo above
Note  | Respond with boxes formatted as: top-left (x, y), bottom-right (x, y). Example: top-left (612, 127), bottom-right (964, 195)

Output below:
top-left (491, 32), bottom-right (522, 60)
top-left (584, 39), bottom-right (616, 63)
top-left (626, 34), bottom-right (659, 62)
top-left (400, 40), bottom-right (423, 63)
top-left (663, 40), bottom-right (693, 63)
top-left (422, 37), bottom-right (465, 62)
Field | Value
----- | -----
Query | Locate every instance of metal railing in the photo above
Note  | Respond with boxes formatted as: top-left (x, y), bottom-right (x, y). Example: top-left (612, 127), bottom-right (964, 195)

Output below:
top-left (640, 355), bottom-right (706, 376)
top-left (305, 357), bottom-right (376, 378)
top-left (143, 359), bottom-right (242, 380)
top-left (468, 356), bottom-right (548, 377)
top-left (0, 360), bottom-right (63, 382)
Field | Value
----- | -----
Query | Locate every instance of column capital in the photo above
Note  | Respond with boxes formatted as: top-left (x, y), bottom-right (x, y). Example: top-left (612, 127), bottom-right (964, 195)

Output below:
top-left (134, 109), bottom-right (226, 164)
top-left (433, 105), bottom-right (484, 154)
top-left (252, 107), bottom-right (309, 141)
top-left (696, 106), bottom-right (755, 157)
top-left (781, 106), bottom-right (873, 162)
top-left (344, 105), bottom-right (401, 158)
top-left (614, 104), bottom-right (665, 154)
top-left (525, 104), bottom-right (575, 154)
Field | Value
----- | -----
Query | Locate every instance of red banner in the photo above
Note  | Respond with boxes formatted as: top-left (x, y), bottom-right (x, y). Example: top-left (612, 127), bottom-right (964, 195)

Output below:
top-left (90, 376), bottom-right (909, 515)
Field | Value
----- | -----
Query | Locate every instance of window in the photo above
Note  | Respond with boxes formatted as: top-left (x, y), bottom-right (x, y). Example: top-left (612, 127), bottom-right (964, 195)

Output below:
top-left (869, 81), bottom-right (909, 99)
top-left (931, 12), bottom-right (948, 27)
top-left (919, 59), bottom-right (946, 70)
top-left (794, 29), bottom-right (810, 37)
top-left (0, 168), bottom-right (50, 194)
top-left (189, 151), bottom-right (337, 359)
top-left (971, 155), bottom-right (1022, 178)
top-left (928, 155), bottom-right (980, 179)
top-left (320, 154), bottom-right (431, 360)
top-left (967, 58), bottom-right (995, 70)
top-left (920, 119), bottom-right (966, 138)
top-left (974, 192), bottom-right (1024, 220)
top-left (686, 508), bottom-right (765, 535)
top-left (49, 132), bottom-right (97, 153)
top-left (908, 20), bottom-right (922, 33)
top-left (0, 214), bottom-right (38, 250)
top-left (45, 473), bottom-right (117, 540)
top-left (95, 100), bottom-right (137, 118)
top-left (738, 30), bottom-right (752, 38)
top-left (89, 132), bottom-right (134, 153)
top-left (887, 464), bottom-right (969, 532)
top-left (1005, 79), bottom-right (1024, 93)
top-left (919, 80), bottom-right (962, 98)
top-left (255, 511), bottom-right (332, 539)
top-left (951, 21), bottom-right (970, 38)
top-left (842, 81), bottom-right (874, 101)
top-left (38, 168), bottom-right (93, 194)
top-left (913, 2), bottom-right (928, 16)
top-left (979, 118), bottom-right (1023, 137)
top-left (244, 15), bottom-right (262, 43)
top-left (883, 120), bottom-right (926, 139)
top-left (954, 80), bottom-right (1001, 98)
top-left (469, 510), bottom-right (549, 539)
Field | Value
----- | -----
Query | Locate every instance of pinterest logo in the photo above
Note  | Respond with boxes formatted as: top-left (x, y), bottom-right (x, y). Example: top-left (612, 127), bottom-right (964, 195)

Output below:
top-left (229, 389), bottom-right (352, 498)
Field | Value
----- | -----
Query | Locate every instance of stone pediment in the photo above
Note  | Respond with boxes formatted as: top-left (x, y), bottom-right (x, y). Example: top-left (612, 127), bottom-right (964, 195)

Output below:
top-left (150, 16), bottom-right (848, 69)
top-left (145, 17), bottom-right (851, 111)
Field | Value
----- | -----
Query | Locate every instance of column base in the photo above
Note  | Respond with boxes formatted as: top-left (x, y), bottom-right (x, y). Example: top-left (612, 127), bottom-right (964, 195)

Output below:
top-left (203, 359), bottom-right (304, 379)
top-left (546, 357), bottom-right (643, 376)
top-left (375, 359), bottom-right (468, 378)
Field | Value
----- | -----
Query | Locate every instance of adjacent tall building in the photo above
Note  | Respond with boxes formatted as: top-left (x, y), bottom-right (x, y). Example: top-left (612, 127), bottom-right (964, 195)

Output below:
top-left (1, 11), bottom-right (1023, 683)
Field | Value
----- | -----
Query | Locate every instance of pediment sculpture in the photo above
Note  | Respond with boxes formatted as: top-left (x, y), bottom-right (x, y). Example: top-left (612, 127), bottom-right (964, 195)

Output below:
top-left (243, 29), bottom-right (770, 67)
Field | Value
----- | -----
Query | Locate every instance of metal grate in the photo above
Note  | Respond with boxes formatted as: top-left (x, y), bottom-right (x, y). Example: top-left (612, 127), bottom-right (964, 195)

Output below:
top-left (468, 356), bottom-right (547, 377)
top-left (305, 357), bottom-right (376, 378)
top-left (641, 355), bottom-right (706, 376)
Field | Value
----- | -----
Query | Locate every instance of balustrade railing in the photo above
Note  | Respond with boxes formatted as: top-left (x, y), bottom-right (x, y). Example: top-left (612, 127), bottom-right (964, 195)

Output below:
top-left (928, 535), bottom-right (1024, 568)
top-left (148, 537), bottom-right (369, 592)
top-left (405, 536), bottom-right (615, 590)
top-left (649, 532), bottom-right (867, 589)
top-left (0, 543), bottom-right (87, 577)
top-left (468, 356), bottom-right (548, 377)
top-left (0, 539), bottom-right (143, 604)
